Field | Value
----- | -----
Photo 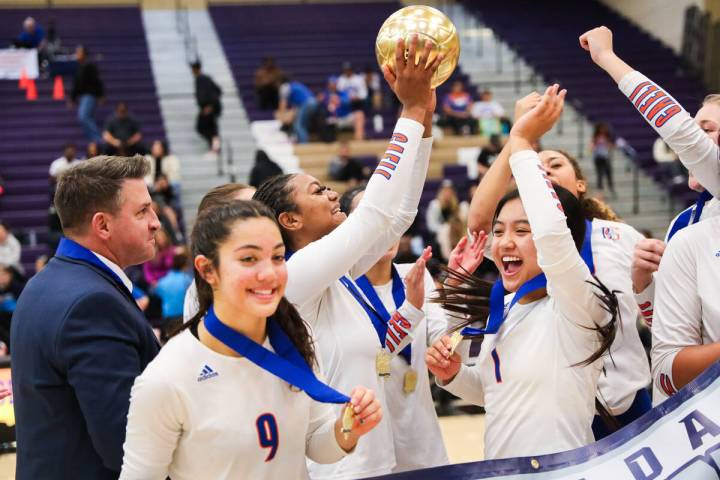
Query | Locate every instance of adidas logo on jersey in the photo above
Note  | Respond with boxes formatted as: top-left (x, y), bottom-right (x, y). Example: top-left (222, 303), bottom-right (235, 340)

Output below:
top-left (197, 364), bottom-right (219, 382)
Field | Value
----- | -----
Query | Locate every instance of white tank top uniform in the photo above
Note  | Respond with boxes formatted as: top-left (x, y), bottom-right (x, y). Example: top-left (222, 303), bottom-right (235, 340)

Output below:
top-left (287, 118), bottom-right (432, 479)
top-left (589, 218), bottom-right (651, 418)
top-left (439, 150), bottom-right (614, 460)
top-left (361, 264), bottom-right (450, 472)
top-left (120, 330), bottom-right (347, 479)
top-left (633, 197), bottom-right (720, 329)
top-left (650, 216), bottom-right (720, 403)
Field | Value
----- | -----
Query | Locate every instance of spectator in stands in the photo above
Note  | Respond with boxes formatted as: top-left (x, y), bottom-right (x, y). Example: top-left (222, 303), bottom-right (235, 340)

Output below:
top-left (337, 62), bottom-right (369, 113)
top-left (145, 140), bottom-right (180, 186)
top-left (143, 228), bottom-right (174, 288)
top-left (254, 56), bottom-right (283, 110)
top-left (363, 64), bottom-right (383, 112)
top-left (153, 249), bottom-right (191, 338)
top-left (0, 264), bottom-right (24, 351)
top-left (85, 141), bottom-right (100, 159)
top-left (591, 122), bottom-right (616, 197)
top-left (103, 102), bottom-right (146, 156)
top-left (328, 140), bottom-right (369, 185)
top-left (151, 196), bottom-right (182, 245)
top-left (425, 180), bottom-right (465, 260)
top-left (13, 16), bottom-right (44, 49)
top-left (49, 143), bottom-right (81, 195)
top-left (471, 88), bottom-right (505, 136)
top-left (0, 222), bottom-right (23, 278)
top-left (442, 80), bottom-right (475, 135)
top-left (70, 45), bottom-right (104, 143)
top-left (653, 137), bottom-right (685, 185)
top-left (319, 76), bottom-right (365, 141)
top-left (248, 149), bottom-right (282, 188)
top-left (477, 133), bottom-right (503, 177)
top-left (191, 61), bottom-right (222, 154)
top-left (277, 75), bottom-right (318, 144)
top-left (150, 174), bottom-right (179, 213)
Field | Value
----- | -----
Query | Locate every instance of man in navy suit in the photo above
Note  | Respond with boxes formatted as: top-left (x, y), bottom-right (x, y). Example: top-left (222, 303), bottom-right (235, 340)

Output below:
top-left (11, 155), bottom-right (161, 479)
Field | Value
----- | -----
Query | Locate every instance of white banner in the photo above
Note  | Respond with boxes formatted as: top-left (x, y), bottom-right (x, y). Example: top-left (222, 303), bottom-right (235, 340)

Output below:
top-left (0, 49), bottom-right (39, 80)
top-left (373, 362), bottom-right (720, 479)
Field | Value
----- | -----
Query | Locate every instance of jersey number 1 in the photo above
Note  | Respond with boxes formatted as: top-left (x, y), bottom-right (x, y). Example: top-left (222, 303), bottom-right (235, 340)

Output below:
top-left (256, 413), bottom-right (279, 461)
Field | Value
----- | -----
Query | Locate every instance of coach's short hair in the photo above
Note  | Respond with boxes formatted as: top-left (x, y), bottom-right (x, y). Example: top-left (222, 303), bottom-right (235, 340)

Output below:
top-left (55, 155), bottom-right (149, 233)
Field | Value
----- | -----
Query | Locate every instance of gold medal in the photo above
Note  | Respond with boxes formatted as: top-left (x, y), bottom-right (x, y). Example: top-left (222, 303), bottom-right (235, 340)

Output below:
top-left (341, 404), bottom-right (355, 440)
top-left (403, 369), bottom-right (418, 394)
top-left (449, 330), bottom-right (463, 356)
top-left (376, 349), bottom-right (392, 377)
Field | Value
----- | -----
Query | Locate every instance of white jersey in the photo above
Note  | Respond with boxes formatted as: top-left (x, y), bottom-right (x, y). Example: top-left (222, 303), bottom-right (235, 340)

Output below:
top-left (336, 74), bottom-right (368, 101)
top-left (440, 150), bottom-right (612, 460)
top-left (286, 119), bottom-right (431, 479)
top-left (120, 330), bottom-right (346, 480)
top-left (372, 264), bottom-right (449, 472)
top-left (618, 70), bottom-right (720, 199)
top-left (633, 197), bottom-right (720, 328)
top-left (590, 218), bottom-right (651, 415)
top-left (650, 216), bottom-right (720, 403)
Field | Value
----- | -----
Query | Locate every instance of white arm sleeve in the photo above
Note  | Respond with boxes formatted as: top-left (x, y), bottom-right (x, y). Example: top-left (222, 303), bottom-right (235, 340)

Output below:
top-left (510, 150), bottom-right (611, 330)
top-left (305, 402), bottom-right (348, 464)
top-left (634, 277), bottom-right (656, 328)
top-left (120, 377), bottom-right (184, 479)
top-left (349, 137), bottom-right (433, 279)
top-left (286, 118), bottom-right (424, 307)
top-left (650, 229), bottom-right (701, 401)
top-left (438, 364), bottom-right (485, 406)
top-left (618, 70), bottom-right (720, 198)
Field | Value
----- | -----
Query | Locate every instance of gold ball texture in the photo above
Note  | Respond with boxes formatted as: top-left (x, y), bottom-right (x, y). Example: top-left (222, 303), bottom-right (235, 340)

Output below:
top-left (375, 5), bottom-right (460, 88)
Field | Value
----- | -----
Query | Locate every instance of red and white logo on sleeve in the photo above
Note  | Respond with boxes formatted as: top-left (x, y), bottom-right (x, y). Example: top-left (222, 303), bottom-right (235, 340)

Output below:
top-left (638, 301), bottom-right (653, 328)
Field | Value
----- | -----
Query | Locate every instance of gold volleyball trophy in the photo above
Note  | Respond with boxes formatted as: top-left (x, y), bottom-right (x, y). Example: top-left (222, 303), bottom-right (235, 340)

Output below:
top-left (375, 5), bottom-right (460, 88)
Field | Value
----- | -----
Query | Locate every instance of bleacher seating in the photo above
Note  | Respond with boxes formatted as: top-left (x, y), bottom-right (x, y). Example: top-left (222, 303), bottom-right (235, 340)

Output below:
top-left (210, 2), bottom-right (473, 141)
top-left (462, 0), bottom-right (707, 206)
top-left (0, 7), bottom-right (166, 273)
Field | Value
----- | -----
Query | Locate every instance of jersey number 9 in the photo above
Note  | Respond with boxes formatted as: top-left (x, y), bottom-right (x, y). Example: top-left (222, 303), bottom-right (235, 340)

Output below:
top-left (256, 413), bottom-right (279, 461)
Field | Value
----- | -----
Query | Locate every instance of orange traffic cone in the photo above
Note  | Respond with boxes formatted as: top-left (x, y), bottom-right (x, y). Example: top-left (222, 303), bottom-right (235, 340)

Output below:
top-left (52, 75), bottom-right (64, 100)
top-left (26, 79), bottom-right (37, 101)
top-left (18, 68), bottom-right (28, 90)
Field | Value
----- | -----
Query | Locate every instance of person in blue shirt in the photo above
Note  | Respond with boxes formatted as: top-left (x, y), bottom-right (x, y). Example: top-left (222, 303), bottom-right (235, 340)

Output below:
top-left (278, 76), bottom-right (318, 143)
top-left (320, 76), bottom-right (366, 141)
top-left (14, 17), bottom-right (44, 49)
top-left (154, 250), bottom-right (192, 337)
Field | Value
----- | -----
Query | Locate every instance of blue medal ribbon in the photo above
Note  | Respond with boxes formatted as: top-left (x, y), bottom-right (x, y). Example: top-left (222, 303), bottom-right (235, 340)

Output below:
top-left (462, 220), bottom-right (595, 336)
top-left (55, 237), bottom-right (130, 293)
top-left (339, 275), bottom-right (388, 344)
top-left (461, 273), bottom-right (547, 336)
top-left (667, 190), bottom-right (712, 241)
top-left (355, 265), bottom-right (412, 364)
top-left (203, 305), bottom-right (350, 404)
top-left (581, 219), bottom-right (595, 275)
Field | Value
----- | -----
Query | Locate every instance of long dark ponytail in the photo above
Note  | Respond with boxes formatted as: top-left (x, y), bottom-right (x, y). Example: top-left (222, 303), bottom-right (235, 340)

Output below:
top-left (175, 200), bottom-right (316, 368)
top-left (435, 184), bottom-right (619, 367)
